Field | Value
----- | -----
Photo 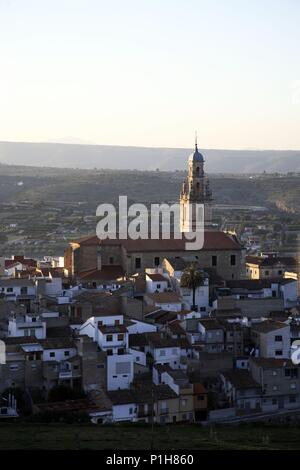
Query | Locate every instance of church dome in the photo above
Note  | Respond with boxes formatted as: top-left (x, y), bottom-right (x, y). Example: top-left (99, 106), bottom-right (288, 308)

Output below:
top-left (188, 143), bottom-right (204, 163)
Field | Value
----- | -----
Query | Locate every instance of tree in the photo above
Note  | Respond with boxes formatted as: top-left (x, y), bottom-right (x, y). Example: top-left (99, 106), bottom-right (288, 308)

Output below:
top-left (180, 263), bottom-right (204, 311)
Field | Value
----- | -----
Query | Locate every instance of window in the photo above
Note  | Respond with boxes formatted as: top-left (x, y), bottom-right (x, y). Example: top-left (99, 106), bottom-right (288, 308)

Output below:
top-left (230, 255), bottom-right (236, 266)
top-left (106, 334), bottom-right (113, 342)
top-left (20, 287), bottom-right (28, 295)
top-left (264, 270), bottom-right (269, 276)
top-left (172, 348), bottom-right (178, 354)
top-left (154, 257), bottom-right (160, 267)
top-left (115, 319), bottom-right (120, 325)
top-left (278, 270), bottom-right (282, 275)
top-left (118, 348), bottom-right (125, 355)
top-left (129, 408), bottom-right (133, 415)
top-left (117, 334), bottom-right (124, 341)
top-left (290, 383), bottom-right (296, 390)
top-left (32, 317), bottom-right (36, 323)
top-left (272, 290), bottom-right (277, 298)
top-left (73, 365), bottom-right (79, 370)
top-left (135, 257), bottom-right (141, 269)
top-left (272, 385), bottom-right (278, 391)
top-left (24, 330), bottom-right (29, 337)
top-left (106, 349), bottom-right (113, 356)
top-left (64, 351), bottom-right (70, 357)
top-left (181, 399), bottom-right (187, 407)
top-left (109, 256), bottom-right (114, 265)
top-left (275, 335), bottom-right (282, 342)
top-left (97, 364), bottom-right (104, 369)
top-left (9, 364), bottom-right (19, 371)
top-left (275, 350), bottom-right (283, 356)
top-left (289, 396), bottom-right (296, 403)
top-left (272, 371), bottom-right (277, 376)
top-left (200, 307), bottom-right (206, 312)
top-left (211, 256), bottom-right (217, 267)
top-left (49, 352), bottom-right (55, 358)
top-left (157, 284), bottom-right (161, 289)
top-left (272, 399), bottom-right (277, 405)
top-left (30, 329), bottom-right (35, 336)
top-left (7, 287), bottom-right (13, 293)
top-left (159, 349), bottom-right (166, 356)
top-left (197, 395), bottom-right (204, 401)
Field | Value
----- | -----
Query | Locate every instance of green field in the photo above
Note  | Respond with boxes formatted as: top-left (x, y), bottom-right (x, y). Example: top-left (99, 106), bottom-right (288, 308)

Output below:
top-left (0, 423), bottom-right (300, 450)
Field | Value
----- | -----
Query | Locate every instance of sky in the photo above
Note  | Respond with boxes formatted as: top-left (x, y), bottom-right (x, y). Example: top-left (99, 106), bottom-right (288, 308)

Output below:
top-left (0, 0), bottom-right (300, 150)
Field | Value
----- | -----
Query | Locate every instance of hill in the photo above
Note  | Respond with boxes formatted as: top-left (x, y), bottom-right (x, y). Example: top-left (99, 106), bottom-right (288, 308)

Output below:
top-left (0, 141), bottom-right (300, 173)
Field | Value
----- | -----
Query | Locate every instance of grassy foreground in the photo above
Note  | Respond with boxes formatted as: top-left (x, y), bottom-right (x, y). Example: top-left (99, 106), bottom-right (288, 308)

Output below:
top-left (0, 423), bottom-right (300, 450)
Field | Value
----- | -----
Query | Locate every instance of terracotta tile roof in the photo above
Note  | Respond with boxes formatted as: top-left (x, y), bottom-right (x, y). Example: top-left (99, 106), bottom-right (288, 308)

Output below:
top-left (145, 309), bottom-right (177, 324)
top-left (35, 398), bottom-right (106, 413)
top-left (146, 273), bottom-right (167, 282)
top-left (246, 256), bottom-right (297, 267)
top-left (251, 320), bottom-right (288, 334)
top-left (41, 338), bottom-right (76, 350)
top-left (250, 357), bottom-right (295, 369)
top-left (98, 324), bottom-right (127, 334)
top-left (193, 383), bottom-right (208, 394)
top-left (145, 292), bottom-right (182, 304)
top-left (222, 370), bottom-right (261, 389)
top-left (78, 265), bottom-right (125, 281)
top-left (71, 230), bottom-right (242, 252)
top-left (107, 384), bottom-right (177, 405)
top-left (199, 319), bottom-right (223, 330)
top-left (226, 279), bottom-right (275, 290)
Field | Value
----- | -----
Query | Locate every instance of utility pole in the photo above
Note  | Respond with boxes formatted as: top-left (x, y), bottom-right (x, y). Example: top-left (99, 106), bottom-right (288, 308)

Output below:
top-left (150, 386), bottom-right (155, 450)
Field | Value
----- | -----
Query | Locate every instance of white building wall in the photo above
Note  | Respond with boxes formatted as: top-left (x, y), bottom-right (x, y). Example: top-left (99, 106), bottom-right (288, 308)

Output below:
top-left (42, 347), bottom-right (77, 362)
top-left (153, 347), bottom-right (181, 369)
top-left (112, 404), bottom-right (137, 422)
top-left (107, 353), bottom-right (134, 391)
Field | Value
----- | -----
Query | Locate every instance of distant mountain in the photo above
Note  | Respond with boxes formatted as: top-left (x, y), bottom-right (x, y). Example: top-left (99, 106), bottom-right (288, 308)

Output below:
top-left (0, 141), bottom-right (299, 173)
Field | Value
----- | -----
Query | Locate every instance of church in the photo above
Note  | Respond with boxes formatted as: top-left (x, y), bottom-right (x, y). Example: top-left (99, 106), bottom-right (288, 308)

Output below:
top-left (65, 142), bottom-right (244, 281)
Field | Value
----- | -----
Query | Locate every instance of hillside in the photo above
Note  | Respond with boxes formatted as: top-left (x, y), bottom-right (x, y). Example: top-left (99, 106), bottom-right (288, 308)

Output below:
top-left (0, 165), bottom-right (299, 212)
top-left (0, 141), bottom-right (300, 173)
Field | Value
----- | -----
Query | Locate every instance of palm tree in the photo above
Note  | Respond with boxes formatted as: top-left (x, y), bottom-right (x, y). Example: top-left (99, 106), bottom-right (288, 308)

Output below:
top-left (180, 263), bottom-right (204, 311)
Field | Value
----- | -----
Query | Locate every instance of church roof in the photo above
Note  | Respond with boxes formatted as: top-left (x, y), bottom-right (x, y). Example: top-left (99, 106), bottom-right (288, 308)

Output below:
top-left (188, 143), bottom-right (204, 163)
top-left (71, 231), bottom-right (242, 252)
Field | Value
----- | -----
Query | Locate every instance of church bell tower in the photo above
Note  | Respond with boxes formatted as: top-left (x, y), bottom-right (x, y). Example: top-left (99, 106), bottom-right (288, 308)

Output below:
top-left (180, 137), bottom-right (213, 232)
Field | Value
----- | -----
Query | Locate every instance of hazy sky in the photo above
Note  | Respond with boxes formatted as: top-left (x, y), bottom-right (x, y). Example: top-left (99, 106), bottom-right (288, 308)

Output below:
top-left (0, 0), bottom-right (300, 149)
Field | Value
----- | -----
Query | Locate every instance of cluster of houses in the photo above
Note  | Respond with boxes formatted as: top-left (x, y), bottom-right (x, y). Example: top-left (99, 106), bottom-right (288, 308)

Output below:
top-left (0, 248), bottom-right (299, 424)
top-left (0, 147), bottom-right (299, 423)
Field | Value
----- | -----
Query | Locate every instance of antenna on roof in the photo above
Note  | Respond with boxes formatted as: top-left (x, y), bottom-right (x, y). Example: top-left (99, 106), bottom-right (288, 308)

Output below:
top-left (195, 131), bottom-right (198, 150)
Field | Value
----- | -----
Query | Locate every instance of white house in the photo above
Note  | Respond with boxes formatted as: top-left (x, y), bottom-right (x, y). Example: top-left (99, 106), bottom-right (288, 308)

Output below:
top-left (0, 279), bottom-right (36, 301)
top-left (8, 314), bottom-right (46, 339)
top-left (144, 292), bottom-right (183, 312)
top-left (145, 272), bottom-right (168, 294)
top-left (42, 339), bottom-right (77, 362)
top-left (106, 353), bottom-right (134, 391)
top-left (79, 313), bottom-right (134, 390)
